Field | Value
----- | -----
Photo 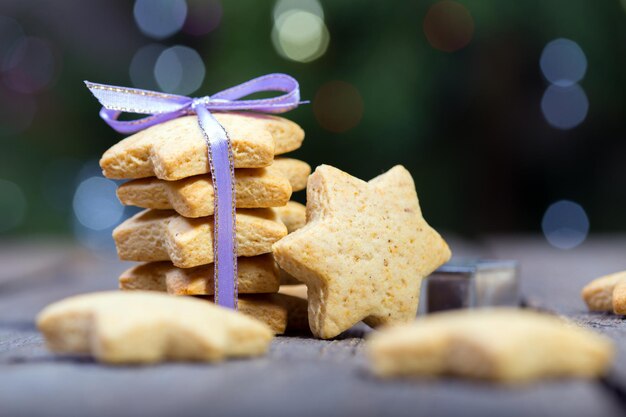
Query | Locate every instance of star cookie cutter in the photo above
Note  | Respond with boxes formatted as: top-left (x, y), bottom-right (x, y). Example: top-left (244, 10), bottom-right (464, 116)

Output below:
top-left (421, 259), bottom-right (519, 313)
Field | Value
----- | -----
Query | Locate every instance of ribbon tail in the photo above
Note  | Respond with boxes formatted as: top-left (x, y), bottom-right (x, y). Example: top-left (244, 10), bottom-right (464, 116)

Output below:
top-left (194, 104), bottom-right (238, 310)
top-left (99, 108), bottom-right (188, 134)
top-left (84, 81), bottom-right (191, 114)
top-left (85, 81), bottom-right (193, 134)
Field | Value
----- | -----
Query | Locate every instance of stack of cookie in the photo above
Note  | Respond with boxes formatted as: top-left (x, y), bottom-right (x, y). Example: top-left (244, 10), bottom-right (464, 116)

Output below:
top-left (99, 113), bottom-right (310, 334)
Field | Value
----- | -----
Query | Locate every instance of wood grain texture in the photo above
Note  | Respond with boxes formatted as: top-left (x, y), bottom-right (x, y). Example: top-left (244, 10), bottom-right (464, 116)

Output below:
top-left (2, 237), bottom-right (626, 417)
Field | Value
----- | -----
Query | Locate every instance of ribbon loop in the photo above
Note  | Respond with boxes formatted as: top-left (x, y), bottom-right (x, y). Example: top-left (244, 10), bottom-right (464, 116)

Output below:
top-left (208, 74), bottom-right (302, 113)
top-left (84, 73), bottom-right (302, 134)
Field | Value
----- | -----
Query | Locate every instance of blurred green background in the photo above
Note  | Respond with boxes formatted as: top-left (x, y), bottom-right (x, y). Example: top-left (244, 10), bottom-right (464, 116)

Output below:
top-left (0, 0), bottom-right (625, 251)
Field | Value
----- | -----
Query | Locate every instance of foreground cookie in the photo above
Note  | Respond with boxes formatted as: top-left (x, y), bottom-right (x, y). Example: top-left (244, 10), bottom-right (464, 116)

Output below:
top-left (101, 113), bottom-right (304, 180)
top-left (273, 165), bottom-right (451, 339)
top-left (117, 159), bottom-right (310, 218)
top-left (113, 208), bottom-right (287, 268)
top-left (366, 308), bottom-right (614, 382)
top-left (37, 291), bottom-right (273, 364)
top-left (119, 254), bottom-right (280, 295)
top-left (581, 271), bottom-right (626, 312)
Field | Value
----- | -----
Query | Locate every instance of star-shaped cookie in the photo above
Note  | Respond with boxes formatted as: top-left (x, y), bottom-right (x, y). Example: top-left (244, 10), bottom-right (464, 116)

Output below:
top-left (273, 165), bottom-right (451, 339)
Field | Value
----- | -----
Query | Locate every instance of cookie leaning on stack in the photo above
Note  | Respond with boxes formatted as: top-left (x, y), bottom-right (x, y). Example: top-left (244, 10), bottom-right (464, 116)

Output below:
top-left (103, 112), bottom-right (310, 333)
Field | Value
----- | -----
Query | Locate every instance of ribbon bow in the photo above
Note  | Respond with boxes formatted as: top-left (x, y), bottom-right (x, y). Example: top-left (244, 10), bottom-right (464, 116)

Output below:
top-left (85, 74), bottom-right (304, 310)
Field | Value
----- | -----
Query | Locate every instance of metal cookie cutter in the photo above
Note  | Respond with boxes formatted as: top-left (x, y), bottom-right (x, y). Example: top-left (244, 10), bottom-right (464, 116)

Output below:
top-left (420, 259), bottom-right (519, 314)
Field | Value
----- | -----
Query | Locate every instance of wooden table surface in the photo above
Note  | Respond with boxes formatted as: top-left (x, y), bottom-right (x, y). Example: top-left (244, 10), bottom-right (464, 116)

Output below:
top-left (2, 236), bottom-right (626, 417)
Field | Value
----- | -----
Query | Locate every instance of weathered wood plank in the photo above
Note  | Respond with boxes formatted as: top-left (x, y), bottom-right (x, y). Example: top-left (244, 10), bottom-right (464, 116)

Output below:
top-left (1, 238), bottom-right (626, 417)
top-left (0, 240), bottom-right (75, 291)
top-left (1, 329), bottom-right (624, 417)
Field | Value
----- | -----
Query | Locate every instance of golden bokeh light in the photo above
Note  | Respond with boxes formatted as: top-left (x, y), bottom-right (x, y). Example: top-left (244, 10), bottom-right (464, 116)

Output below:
top-left (272, 9), bottom-right (329, 63)
top-left (423, 1), bottom-right (474, 52)
top-left (313, 80), bottom-right (363, 133)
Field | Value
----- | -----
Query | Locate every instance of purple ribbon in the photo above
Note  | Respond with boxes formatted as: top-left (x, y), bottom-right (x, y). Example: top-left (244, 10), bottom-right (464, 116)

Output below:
top-left (85, 74), bottom-right (303, 310)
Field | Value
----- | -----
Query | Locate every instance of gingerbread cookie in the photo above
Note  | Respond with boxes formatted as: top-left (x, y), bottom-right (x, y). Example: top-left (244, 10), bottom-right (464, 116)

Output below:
top-left (271, 158), bottom-right (310, 192)
top-left (113, 208), bottom-right (287, 268)
top-left (37, 291), bottom-right (273, 364)
top-left (273, 165), bottom-right (451, 339)
top-left (119, 254), bottom-right (280, 295)
top-left (273, 201), bottom-right (306, 233)
top-left (201, 295), bottom-right (288, 334)
top-left (100, 113), bottom-right (304, 180)
top-left (197, 291), bottom-right (309, 334)
top-left (277, 285), bottom-right (309, 332)
top-left (238, 296), bottom-right (287, 334)
top-left (117, 168), bottom-right (290, 218)
top-left (366, 308), bottom-right (614, 382)
top-left (116, 160), bottom-right (309, 218)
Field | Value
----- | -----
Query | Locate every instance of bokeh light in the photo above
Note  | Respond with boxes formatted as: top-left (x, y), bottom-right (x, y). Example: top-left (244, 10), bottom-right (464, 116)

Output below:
top-left (71, 161), bottom-right (138, 254)
top-left (542, 200), bottom-right (589, 249)
top-left (130, 43), bottom-right (166, 90)
top-left (154, 45), bottom-right (205, 95)
top-left (313, 80), bottom-right (363, 133)
top-left (423, 1), bottom-right (474, 53)
top-left (133, 0), bottom-right (187, 40)
top-left (0, 179), bottom-right (27, 233)
top-left (540, 38), bottom-right (587, 87)
top-left (0, 16), bottom-right (24, 58)
top-left (541, 84), bottom-right (588, 130)
top-left (2, 36), bottom-right (57, 94)
top-left (73, 205), bottom-right (141, 255)
top-left (72, 176), bottom-right (124, 231)
top-left (273, 0), bottom-right (324, 21)
top-left (72, 218), bottom-right (114, 254)
top-left (272, 8), bottom-right (329, 63)
top-left (183, 0), bottom-right (223, 36)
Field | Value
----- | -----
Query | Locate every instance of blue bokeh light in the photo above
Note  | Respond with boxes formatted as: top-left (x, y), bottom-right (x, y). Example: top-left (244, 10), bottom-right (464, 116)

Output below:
top-left (542, 200), bottom-right (589, 249)
top-left (541, 84), bottom-right (589, 130)
top-left (540, 38), bottom-right (587, 87)
top-left (72, 176), bottom-right (124, 231)
top-left (133, 0), bottom-right (187, 40)
top-left (154, 45), bottom-right (205, 95)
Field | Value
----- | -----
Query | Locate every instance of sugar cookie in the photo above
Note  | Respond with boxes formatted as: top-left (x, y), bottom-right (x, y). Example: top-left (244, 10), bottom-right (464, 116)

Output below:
top-left (101, 113), bottom-right (304, 180)
top-left (273, 165), bottom-right (451, 339)
top-left (581, 271), bottom-right (626, 312)
top-left (117, 160), bottom-right (309, 218)
top-left (367, 308), bottom-right (613, 382)
top-left (37, 291), bottom-right (273, 364)
top-left (114, 208), bottom-right (287, 268)
top-left (119, 255), bottom-right (279, 295)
